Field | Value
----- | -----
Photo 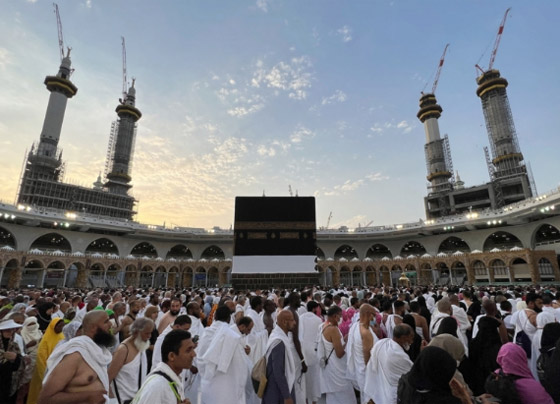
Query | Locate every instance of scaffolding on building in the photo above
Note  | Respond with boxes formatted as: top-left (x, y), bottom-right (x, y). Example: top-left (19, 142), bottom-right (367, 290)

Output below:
top-left (104, 121), bottom-right (118, 181)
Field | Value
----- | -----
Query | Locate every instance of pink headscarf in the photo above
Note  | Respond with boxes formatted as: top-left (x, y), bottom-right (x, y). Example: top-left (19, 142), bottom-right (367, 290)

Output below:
top-left (496, 343), bottom-right (554, 404)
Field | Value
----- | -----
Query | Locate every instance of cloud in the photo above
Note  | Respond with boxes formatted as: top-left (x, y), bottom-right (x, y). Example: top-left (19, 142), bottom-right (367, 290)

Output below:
top-left (369, 120), bottom-right (414, 137)
top-left (290, 125), bottom-right (315, 144)
top-left (336, 25), bottom-right (352, 42)
top-left (396, 120), bottom-right (413, 134)
top-left (257, 145), bottom-right (276, 157)
top-left (318, 172), bottom-right (388, 197)
top-left (366, 172), bottom-right (390, 182)
top-left (85, 0), bottom-right (92, 8)
top-left (321, 90), bottom-right (347, 105)
top-left (256, 0), bottom-right (268, 12)
top-left (0, 48), bottom-right (11, 70)
top-left (251, 56), bottom-right (313, 100)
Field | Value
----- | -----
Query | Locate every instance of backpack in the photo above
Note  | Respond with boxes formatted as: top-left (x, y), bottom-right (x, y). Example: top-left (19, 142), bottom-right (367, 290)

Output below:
top-left (537, 346), bottom-right (556, 382)
top-left (484, 370), bottom-right (523, 404)
top-left (251, 355), bottom-right (268, 398)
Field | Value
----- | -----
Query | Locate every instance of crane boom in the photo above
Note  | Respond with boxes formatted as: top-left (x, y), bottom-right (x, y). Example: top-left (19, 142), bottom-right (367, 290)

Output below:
top-left (488, 8), bottom-right (511, 70)
top-left (432, 43), bottom-right (449, 94)
top-left (53, 3), bottom-right (64, 61)
top-left (121, 36), bottom-right (127, 99)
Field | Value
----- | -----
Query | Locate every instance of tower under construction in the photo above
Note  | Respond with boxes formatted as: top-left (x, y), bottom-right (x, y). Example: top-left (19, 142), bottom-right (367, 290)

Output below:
top-left (17, 6), bottom-right (138, 220)
top-left (476, 69), bottom-right (532, 206)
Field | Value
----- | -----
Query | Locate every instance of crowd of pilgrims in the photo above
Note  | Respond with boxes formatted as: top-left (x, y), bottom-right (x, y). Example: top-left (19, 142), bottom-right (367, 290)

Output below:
top-left (0, 284), bottom-right (559, 404)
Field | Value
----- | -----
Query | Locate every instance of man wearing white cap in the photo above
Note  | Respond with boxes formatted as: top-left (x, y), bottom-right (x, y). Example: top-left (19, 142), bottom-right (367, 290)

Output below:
top-left (0, 319), bottom-right (25, 404)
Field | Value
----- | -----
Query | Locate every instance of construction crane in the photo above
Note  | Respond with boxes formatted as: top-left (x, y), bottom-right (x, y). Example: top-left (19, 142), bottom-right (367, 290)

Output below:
top-left (53, 3), bottom-right (65, 62)
top-left (422, 44), bottom-right (449, 95)
top-left (288, 185), bottom-right (293, 196)
top-left (476, 8), bottom-right (511, 75)
top-left (326, 211), bottom-right (332, 229)
top-left (121, 36), bottom-right (127, 101)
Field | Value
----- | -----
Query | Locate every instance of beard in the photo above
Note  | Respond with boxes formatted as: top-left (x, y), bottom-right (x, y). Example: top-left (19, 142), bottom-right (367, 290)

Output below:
top-left (170, 309), bottom-right (180, 316)
top-left (134, 336), bottom-right (150, 352)
top-left (93, 328), bottom-right (116, 348)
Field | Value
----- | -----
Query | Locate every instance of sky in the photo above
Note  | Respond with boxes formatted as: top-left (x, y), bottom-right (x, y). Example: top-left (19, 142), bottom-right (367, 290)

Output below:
top-left (0, 0), bottom-right (559, 230)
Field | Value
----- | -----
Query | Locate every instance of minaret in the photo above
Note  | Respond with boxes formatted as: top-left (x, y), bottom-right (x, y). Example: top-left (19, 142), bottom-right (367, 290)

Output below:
top-left (417, 93), bottom-right (453, 195)
top-left (35, 49), bottom-right (78, 177)
top-left (476, 70), bottom-right (530, 185)
top-left (105, 80), bottom-right (142, 195)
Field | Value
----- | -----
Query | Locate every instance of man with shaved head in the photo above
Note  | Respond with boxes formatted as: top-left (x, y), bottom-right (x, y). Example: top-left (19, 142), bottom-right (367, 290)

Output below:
top-left (347, 304), bottom-right (378, 404)
top-left (429, 297), bottom-right (453, 337)
top-left (262, 310), bottom-right (296, 404)
top-left (38, 310), bottom-right (115, 404)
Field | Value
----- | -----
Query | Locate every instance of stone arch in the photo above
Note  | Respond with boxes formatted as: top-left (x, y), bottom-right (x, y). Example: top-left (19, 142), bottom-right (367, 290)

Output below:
top-left (85, 238), bottom-right (119, 256)
top-left (154, 266), bottom-right (167, 288)
top-left (352, 265), bottom-right (364, 287)
top-left (201, 246), bottom-right (225, 260)
top-left (334, 245), bottom-right (358, 260)
top-left (124, 264), bottom-right (138, 287)
top-left (30, 232), bottom-right (72, 253)
top-left (168, 267), bottom-right (180, 288)
top-left (489, 259), bottom-right (509, 282)
top-left (400, 241), bottom-right (426, 257)
top-left (182, 267), bottom-right (193, 288)
top-left (22, 259), bottom-right (44, 287)
top-left (450, 261), bottom-right (467, 285)
top-left (419, 262), bottom-right (432, 284)
top-left (533, 223), bottom-right (560, 248)
top-left (139, 265), bottom-right (154, 287)
top-left (166, 244), bottom-right (193, 260)
top-left (379, 265), bottom-right (391, 285)
top-left (130, 242), bottom-right (158, 258)
top-left (194, 267), bottom-right (206, 287)
top-left (438, 237), bottom-right (471, 254)
top-left (207, 267), bottom-right (219, 287)
top-left (472, 260), bottom-right (489, 282)
top-left (538, 257), bottom-right (555, 281)
top-left (483, 231), bottom-right (523, 252)
top-left (65, 262), bottom-right (84, 288)
top-left (44, 261), bottom-right (65, 287)
top-left (316, 248), bottom-right (326, 261)
top-left (220, 266), bottom-right (232, 286)
top-left (0, 258), bottom-right (19, 288)
top-left (0, 226), bottom-right (17, 250)
top-left (434, 262), bottom-right (450, 285)
top-left (365, 266), bottom-right (377, 285)
top-left (391, 265), bottom-right (403, 287)
top-left (339, 266), bottom-right (351, 286)
top-left (510, 257), bottom-right (531, 282)
top-left (366, 244), bottom-right (392, 260)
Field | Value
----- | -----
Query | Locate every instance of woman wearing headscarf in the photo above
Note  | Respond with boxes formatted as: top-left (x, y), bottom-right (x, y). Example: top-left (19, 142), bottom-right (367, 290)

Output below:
top-left (18, 316), bottom-right (43, 401)
top-left (26, 318), bottom-right (64, 404)
top-left (429, 334), bottom-right (472, 396)
top-left (489, 343), bottom-right (554, 404)
top-left (530, 311), bottom-right (556, 379)
top-left (34, 303), bottom-right (55, 332)
top-left (397, 346), bottom-right (469, 404)
top-left (540, 323), bottom-right (560, 402)
top-left (437, 316), bottom-right (459, 338)
top-left (402, 314), bottom-right (422, 362)
top-left (468, 303), bottom-right (505, 395)
top-left (0, 319), bottom-right (25, 404)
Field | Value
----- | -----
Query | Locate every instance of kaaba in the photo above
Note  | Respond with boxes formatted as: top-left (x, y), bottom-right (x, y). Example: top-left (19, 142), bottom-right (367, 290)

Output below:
top-left (231, 196), bottom-right (320, 290)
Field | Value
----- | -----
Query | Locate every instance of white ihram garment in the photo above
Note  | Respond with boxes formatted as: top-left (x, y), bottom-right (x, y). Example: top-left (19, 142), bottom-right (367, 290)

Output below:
top-left (114, 350), bottom-right (147, 402)
top-left (347, 321), bottom-right (378, 404)
top-left (299, 312), bottom-right (323, 403)
top-left (199, 322), bottom-right (250, 404)
top-left (319, 326), bottom-right (355, 404)
top-left (364, 338), bottom-right (413, 404)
